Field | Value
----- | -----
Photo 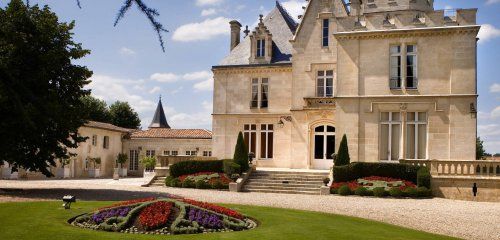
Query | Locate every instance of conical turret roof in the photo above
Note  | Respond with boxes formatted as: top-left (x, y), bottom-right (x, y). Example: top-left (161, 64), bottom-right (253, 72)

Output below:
top-left (149, 97), bottom-right (170, 129)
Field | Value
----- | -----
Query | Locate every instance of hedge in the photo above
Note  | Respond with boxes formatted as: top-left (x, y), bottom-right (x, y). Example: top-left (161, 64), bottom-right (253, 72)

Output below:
top-left (417, 167), bottom-right (431, 188)
top-left (169, 160), bottom-right (223, 178)
top-left (332, 162), bottom-right (420, 183)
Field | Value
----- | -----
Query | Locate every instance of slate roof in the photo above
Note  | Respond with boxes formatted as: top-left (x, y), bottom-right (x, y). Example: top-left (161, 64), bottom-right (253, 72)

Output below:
top-left (130, 128), bottom-right (212, 139)
top-left (216, 1), bottom-right (298, 67)
top-left (84, 121), bottom-right (134, 133)
top-left (149, 98), bottom-right (171, 128)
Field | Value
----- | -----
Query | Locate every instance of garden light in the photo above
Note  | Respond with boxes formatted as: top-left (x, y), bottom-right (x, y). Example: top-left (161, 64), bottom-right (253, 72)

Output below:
top-left (62, 195), bottom-right (76, 209)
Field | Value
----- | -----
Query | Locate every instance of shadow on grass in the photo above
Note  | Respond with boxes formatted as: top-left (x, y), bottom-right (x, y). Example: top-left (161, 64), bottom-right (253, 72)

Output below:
top-left (0, 188), bottom-right (175, 201)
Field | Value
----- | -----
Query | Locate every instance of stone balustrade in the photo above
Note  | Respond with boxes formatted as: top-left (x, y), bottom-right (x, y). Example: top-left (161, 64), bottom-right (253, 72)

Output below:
top-left (400, 159), bottom-right (500, 178)
top-left (303, 97), bottom-right (336, 109)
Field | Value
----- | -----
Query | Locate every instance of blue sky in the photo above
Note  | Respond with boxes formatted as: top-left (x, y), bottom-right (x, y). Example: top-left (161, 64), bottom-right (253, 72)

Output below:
top-left (2, 0), bottom-right (500, 153)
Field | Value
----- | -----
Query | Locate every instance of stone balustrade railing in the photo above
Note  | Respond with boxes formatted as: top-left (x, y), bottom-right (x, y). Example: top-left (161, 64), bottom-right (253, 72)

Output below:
top-left (400, 159), bottom-right (500, 178)
top-left (303, 97), bottom-right (336, 109)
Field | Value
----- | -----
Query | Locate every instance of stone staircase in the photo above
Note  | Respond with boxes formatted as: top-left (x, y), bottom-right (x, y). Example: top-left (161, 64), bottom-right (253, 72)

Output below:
top-left (242, 170), bottom-right (329, 195)
top-left (148, 176), bottom-right (166, 187)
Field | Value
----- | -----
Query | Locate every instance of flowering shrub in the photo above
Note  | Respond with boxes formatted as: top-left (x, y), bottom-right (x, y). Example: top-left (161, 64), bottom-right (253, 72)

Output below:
top-left (139, 201), bottom-right (173, 230)
top-left (99, 197), bottom-right (156, 210)
top-left (175, 172), bottom-right (232, 189)
top-left (188, 208), bottom-right (223, 229)
top-left (92, 207), bottom-right (131, 224)
top-left (331, 176), bottom-right (417, 192)
top-left (182, 199), bottom-right (244, 220)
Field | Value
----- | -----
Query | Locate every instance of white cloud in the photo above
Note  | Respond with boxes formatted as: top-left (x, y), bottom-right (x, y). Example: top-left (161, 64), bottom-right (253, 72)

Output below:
top-left (281, 0), bottom-right (305, 21)
top-left (172, 17), bottom-right (231, 42)
top-left (119, 47), bottom-right (135, 56)
top-left (478, 24), bottom-right (500, 43)
top-left (168, 101), bottom-right (213, 129)
top-left (201, 8), bottom-right (217, 16)
top-left (196, 0), bottom-right (224, 7)
top-left (87, 74), bottom-right (155, 114)
top-left (491, 106), bottom-right (500, 119)
top-left (149, 86), bottom-right (161, 94)
top-left (486, 0), bottom-right (500, 5)
top-left (479, 124), bottom-right (500, 138)
top-left (183, 71), bottom-right (212, 81)
top-left (150, 73), bottom-right (180, 83)
top-left (490, 83), bottom-right (500, 93)
top-left (193, 78), bottom-right (214, 92)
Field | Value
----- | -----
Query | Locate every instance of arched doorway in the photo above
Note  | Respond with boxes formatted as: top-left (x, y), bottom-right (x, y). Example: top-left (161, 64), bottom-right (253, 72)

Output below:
top-left (312, 124), bottom-right (335, 169)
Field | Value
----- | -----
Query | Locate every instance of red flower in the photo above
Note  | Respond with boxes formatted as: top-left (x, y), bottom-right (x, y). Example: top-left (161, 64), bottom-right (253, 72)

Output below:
top-left (139, 201), bottom-right (174, 230)
top-left (181, 199), bottom-right (244, 220)
top-left (98, 197), bottom-right (156, 210)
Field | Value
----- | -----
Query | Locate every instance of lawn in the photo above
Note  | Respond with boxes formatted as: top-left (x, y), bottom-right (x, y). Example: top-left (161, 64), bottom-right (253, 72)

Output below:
top-left (0, 201), bottom-right (457, 240)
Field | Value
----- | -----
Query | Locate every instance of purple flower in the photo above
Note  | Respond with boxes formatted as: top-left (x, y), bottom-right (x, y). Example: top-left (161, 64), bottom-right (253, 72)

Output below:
top-left (188, 208), bottom-right (223, 229)
top-left (92, 207), bottom-right (131, 224)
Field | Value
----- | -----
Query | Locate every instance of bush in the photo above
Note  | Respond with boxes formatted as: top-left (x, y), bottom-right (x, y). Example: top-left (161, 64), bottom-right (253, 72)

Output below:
top-left (417, 167), bottom-right (431, 188)
top-left (389, 187), bottom-right (403, 198)
top-left (334, 134), bottom-right (350, 166)
top-left (211, 179), bottom-right (224, 189)
top-left (417, 187), bottom-right (432, 198)
top-left (233, 132), bottom-right (249, 172)
top-left (333, 162), bottom-right (420, 183)
top-left (373, 187), bottom-right (387, 197)
top-left (330, 188), bottom-right (338, 194)
top-left (169, 160), bottom-right (223, 178)
top-left (170, 178), bottom-right (180, 188)
top-left (182, 179), bottom-right (195, 188)
top-left (354, 187), bottom-right (369, 196)
top-left (338, 185), bottom-right (351, 196)
top-left (165, 176), bottom-right (174, 186)
top-left (223, 160), bottom-right (241, 175)
top-left (195, 179), bottom-right (209, 189)
top-left (403, 187), bottom-right (418, 198)
top-left (366, 190), bottom-right (374, 196)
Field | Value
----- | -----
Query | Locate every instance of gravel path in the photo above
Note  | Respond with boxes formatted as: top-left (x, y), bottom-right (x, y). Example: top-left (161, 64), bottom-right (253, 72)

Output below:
top-left (1, 179), bottom-right (499, 240)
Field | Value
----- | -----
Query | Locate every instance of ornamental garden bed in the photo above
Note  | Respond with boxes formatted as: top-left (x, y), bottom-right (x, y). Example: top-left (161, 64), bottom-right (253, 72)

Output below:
top-left (165, 172), bottom-right (234, 190)
top-left (70, 197), bottom-right (256, 235)
top-left (330, 176), bottom-right (432, 198)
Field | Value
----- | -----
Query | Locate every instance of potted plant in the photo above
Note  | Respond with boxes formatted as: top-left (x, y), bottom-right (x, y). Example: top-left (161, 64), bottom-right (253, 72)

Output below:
top-left (116, 153), bottom-right (128, 177)
top-left (140, 156), bottom-right (156, 177)
top-left (56, 158), bottom-right (71, 179)
top-left (323, 177), bottom-right (331, 186)
top-left (88, 157), bottom-right (101, 178)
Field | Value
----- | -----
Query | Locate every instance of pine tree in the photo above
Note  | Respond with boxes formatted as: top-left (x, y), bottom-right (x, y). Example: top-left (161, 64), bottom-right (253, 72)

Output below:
top-left (335, 134), bottom-right (350, 166)
top-left (233, 132), bottom-right (249, 172)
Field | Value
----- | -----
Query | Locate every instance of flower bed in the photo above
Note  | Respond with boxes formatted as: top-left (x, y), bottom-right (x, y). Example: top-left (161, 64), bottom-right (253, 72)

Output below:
top-left (166, 172), bottom-right (233, 189)
top-left (70, 197), bottom-right (256, 235)
top-left (330, 176), bottom-right (431, 198)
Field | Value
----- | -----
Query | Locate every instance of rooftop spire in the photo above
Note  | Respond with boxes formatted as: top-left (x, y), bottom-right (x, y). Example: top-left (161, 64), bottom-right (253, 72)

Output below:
top-left (149, 97), bottom-right (170, 129)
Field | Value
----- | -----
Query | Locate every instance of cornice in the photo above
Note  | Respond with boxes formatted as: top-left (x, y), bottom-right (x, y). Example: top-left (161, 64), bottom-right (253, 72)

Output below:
top-left (334, 25), bottom-right (481, 40)
top-left (212, 64), bottom-right (292, 74)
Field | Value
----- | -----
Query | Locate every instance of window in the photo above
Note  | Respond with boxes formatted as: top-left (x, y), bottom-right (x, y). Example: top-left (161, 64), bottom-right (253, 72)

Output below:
top-left (406, 45), bottom-right (418, 89)
top-left (406, 112), bottom-right (427, 159)
top-left (317, 70), bottom-right (334, 97)
top-left (243, 124), bottom-right (257, 154)
top-left (103, 136), bottom-right (109, 149)
top-left (129, 150), bottom-right (139, 171)
top-left (185, 151), bottom-right (197, 156)
top-left (91, 135), bottom-right (97, 146)
top-left (250, 78), bottom-right (269, 109)
top-left (322, 19), bottom-right (329, 47)
top-left (314, 125), bottom-right (336, 160)
top-left (163, 151), bottom-right (170, 156)
top-left (203, 151), bottom-right (212, 157)
top-left (390, 45), bottom-right (402, 89)
top-left (171, 151), bottom-right (178, 156)
top-left (256, 39), bottom-right (265, 57)
top-left (380, 112), bottom-right (401, 161)
top-left (260, 124), bottom-right (274, 159)
top-left (146, 150), bottom-right (155, 157)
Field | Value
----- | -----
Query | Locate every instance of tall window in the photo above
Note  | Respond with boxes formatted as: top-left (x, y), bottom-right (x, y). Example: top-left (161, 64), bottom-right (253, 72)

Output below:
top-left (406, 45), bottom-right (418, 89)
top-left (380, 112), bottom-right (401, 161)
top-left (171, 151), bottom-right (178, 156)
top-left (146, 150), bottom-right (155, 157)
top-left (163, 151), bottom-right (170, 156)
top-left (322, 19), bottom-right (329, 47)
top-left (203, 151), bottom-right (212, 157)
top-left (250, 78), bottom-right (269, 108)
top-left (317, 70), bottom-right (334, 97)
top-left (92, 135), bottom-right (97, 146)
top-left (129, 150), bottom-right (139, 171)
top-left (103, 136), bottom-right (109, 149)
top-left (256, 39), bottom-right (265, 57)
top-left (390, 45), bottom-right (402, 89)
top-left (314, 125), bottom-right (335, 160)
top-left (243, 124), bottom-right (257, 154)
top-left (260, 124), bottom-right (274, 159)
top-left (406, 112), bottom-right (427, 159)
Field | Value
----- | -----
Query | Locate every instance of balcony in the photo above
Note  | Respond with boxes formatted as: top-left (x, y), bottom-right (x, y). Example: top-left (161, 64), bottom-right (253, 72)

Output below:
top-left (303, 97), bottom-right (336, 109)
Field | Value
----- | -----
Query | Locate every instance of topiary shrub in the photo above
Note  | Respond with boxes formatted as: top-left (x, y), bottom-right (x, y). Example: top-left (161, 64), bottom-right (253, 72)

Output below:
top-left (223, 160), bottom-right (241, 175)
top-left (165, 176), bottom-right (174, 186)
top-left (403, 187), bottom-right (418, 198)
top-left (233, 132), bottom-right (249, 172)
top-left (330, 188), bottom-right (338, 194)
top-left (332, 162), bottom-right (420, 183)
top-left (334, 134), bottom-right (350, 166)
top-left (417, 187), bottom-right (432, 198)
top-left (211, 179), bottom-right (224, 189)
top-left (417, 167), bottom-right (431, 188)
top-left (366, 190), bottom-right (374, 196)
top-left (170, 178), bottom-right (180, 188)
top-left (389, 187), bottom-right (403, 198)
top-left (354, 187), bottom-right (369, 196)
top-left (182, 179), bottom-right (195, 188)
top-left (195, 179), bottom-right (208, 189)
top-left (338, 185), bottom-right (351, 196)
top-left (169, 160), bottom-right (223, 178)
top-left (373, 187), bottom-right (387, 197)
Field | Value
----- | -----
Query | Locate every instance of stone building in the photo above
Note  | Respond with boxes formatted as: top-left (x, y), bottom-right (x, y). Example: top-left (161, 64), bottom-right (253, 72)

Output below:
top-left (212, 0), bottom-right (479, 170)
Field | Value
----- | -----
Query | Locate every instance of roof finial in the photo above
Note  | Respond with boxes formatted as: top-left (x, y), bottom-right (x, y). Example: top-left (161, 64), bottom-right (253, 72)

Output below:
top-left (259, 14), bottom-right (264, 23)
top-left (243, 25), bottom-right (250, 37)
top-left (159, 94), bottom-right (162, 101)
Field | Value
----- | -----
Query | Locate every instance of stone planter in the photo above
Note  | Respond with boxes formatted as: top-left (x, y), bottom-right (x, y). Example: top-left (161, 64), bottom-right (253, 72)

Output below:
top-left (120, 168), bottom-right (128, 177)
top-left (143, 170), bottom-right (155, 178)
top-left (88, 169), bottom-right (100, 178)
top-left (113, 168), bottom-right (120, 180)
top-left (56, 168), bottom-right (71, 179)
top-left (10, 171), bottom-right (18, 180)
top-left (2, 168), bottom-right (11, 179)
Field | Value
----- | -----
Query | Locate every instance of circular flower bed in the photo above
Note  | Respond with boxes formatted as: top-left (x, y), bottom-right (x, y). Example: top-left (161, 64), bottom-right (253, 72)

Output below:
top-left (70, 197), bottom-right (256, 235)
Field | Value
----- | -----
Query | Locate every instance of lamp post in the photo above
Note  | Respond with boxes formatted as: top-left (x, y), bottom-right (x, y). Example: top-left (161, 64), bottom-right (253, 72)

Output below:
top-left (277, 116), bottom-right (293, 128)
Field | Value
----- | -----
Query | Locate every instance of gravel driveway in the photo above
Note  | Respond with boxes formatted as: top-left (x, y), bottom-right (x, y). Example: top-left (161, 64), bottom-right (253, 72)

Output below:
top-left (0, 179), bottom-right (499, 240)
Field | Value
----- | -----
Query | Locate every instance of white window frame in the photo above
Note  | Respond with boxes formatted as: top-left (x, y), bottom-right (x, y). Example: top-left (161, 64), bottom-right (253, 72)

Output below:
top-left (316, 70), bottom-right (334, 97)
top-left (244, 124), bottom-right (257, 154)
top-left (405, 45), bottom-right (418, 89)
top-left (406, 112), bottom-right (427, 159)
top-left (380, 112), bottom-right (401, 161)
top-left (260, 124), bottom-right (274, 159)
top-left (92, 135), bottom-right (97, 146)
top-left (389, 45), bottom-right (402, 89)
top-left (250, 78), bottom-right (269, 109)
top-left (146, 150), bottom-right (155, 158)
top-left (163, 150), bottom-right (170, 156)
top-left (256, 39), bottom-right (265, 57)
top-left (129, 150), bottom-right (139, 171)
top-left (171, 151), bottom-right (178, 156)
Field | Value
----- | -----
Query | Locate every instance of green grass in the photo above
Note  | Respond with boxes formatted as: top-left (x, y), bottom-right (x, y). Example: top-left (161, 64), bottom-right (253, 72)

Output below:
top-left (0, 201), bottom-right (457, 240)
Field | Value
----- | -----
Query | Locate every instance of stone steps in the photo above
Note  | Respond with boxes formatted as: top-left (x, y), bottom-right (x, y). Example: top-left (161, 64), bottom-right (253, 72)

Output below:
top-left (148, 177), bottom-right (166, 187)
top-left (242, 170), bottom-right (328, 195)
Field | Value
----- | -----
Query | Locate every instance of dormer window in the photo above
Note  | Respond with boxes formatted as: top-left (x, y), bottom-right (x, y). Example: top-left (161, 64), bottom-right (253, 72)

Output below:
top-left (257, 39), bottom-right (266, 57)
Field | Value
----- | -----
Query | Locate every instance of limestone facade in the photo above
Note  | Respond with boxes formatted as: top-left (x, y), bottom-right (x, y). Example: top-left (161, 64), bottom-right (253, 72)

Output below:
top-left (212, 0), bottom-right (479, 170)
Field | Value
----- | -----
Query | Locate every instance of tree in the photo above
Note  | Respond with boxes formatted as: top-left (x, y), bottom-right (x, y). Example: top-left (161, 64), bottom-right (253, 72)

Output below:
top-left (81, 95), bottom-right (112, 123)
top-left (233, 132), bottom-right (249, 172)
top-left (334, 134), bottom-right (350, 166)
top-left (0, 0), bottom-right (92, 176)
top-left (476, 137), bottom-right (486, 160)
top-left (109, 101), bottom-right (141, 129)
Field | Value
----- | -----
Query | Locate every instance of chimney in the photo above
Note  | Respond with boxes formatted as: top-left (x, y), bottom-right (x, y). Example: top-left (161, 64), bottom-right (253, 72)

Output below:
top-left (350, 0), bottom-right (361, 16)
top-left (229, 20), bottom-right (242, 51)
